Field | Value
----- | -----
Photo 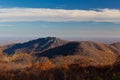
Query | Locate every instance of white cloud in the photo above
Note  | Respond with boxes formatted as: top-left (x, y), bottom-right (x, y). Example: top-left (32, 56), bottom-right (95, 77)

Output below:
top-left (0, 8), bottom-right (119, 23)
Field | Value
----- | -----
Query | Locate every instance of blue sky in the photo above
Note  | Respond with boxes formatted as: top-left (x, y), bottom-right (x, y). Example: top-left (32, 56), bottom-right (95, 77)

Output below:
top-left (0, 0), bottom-right (120, 38)
top-left (0, 0), bottom-right (120, 9)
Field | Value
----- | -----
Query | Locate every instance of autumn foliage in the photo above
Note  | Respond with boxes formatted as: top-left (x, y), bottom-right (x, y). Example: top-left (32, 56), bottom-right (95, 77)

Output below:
top-left (0, 54), bottom-right (120, 80)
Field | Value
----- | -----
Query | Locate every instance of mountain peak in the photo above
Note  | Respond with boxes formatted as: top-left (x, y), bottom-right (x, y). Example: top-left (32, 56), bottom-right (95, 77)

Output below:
top-left (3, 37), bottom-right (67, 55)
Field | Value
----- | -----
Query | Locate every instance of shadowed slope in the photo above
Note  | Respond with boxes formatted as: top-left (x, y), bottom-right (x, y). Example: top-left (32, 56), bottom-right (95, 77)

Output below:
top-left (36, 41), bottom-right (118, 64)
top-left (3, 37), bottom-right (67, 55)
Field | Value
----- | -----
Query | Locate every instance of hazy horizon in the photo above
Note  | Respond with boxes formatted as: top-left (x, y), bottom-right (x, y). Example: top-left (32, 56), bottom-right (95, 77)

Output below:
top-left (1, 36), bottom-right (120, 46)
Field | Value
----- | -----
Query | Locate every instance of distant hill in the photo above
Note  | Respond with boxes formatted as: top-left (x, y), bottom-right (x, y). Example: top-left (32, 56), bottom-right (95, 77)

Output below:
top-left (36, 41), bottom-right (119, 64)
top-left (2, 37), bottom-right (120, 64)
top-left (37, 41), bottom-right (117, 57)
top-left (3, 37), bottom-right (67, 55)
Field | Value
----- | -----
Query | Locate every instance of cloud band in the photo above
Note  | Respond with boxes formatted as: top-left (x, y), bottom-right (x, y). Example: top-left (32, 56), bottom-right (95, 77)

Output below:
top-left (0, 8), bottom-right (119, 23)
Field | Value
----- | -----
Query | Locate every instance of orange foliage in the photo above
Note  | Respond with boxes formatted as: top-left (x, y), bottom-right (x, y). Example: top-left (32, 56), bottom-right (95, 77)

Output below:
top-left (32, 60), bottom-right (55, 70)
top-left (2, 65), bottom-right (11, 71)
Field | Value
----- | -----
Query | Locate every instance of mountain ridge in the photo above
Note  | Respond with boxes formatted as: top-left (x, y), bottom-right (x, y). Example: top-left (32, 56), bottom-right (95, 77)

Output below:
top-left (3, 37), bottom-right (67, 55)
top-left (2, 37), bottom-right (120, 60)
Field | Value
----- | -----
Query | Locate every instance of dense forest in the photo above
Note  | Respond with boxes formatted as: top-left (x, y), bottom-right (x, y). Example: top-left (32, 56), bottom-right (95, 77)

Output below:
top-left (0, 54), bottom-right (120, 80)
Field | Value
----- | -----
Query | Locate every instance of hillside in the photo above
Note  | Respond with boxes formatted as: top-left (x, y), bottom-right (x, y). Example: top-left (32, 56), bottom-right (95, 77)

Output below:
top-left (2, 37), bottom-right (120, 65)
top-left (36, 41), bottom-right (118, 64)
top-left (3, 37), bottom-right (67, 55)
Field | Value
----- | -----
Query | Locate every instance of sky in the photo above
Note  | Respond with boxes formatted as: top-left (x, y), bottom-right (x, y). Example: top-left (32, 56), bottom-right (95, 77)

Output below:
top-left (0, 0), bottom-right (120, 38)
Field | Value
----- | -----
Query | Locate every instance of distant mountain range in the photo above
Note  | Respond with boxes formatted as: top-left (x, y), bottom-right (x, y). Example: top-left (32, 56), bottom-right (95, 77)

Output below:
top-left (1, 37), bottom-right (120, 64)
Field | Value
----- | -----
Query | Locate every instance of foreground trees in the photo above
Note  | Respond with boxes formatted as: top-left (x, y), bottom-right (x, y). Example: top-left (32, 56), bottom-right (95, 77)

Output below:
top-left (0, 61), bottom-right (120, 80)
top-left (0, 55), bottom-right (120, 80)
